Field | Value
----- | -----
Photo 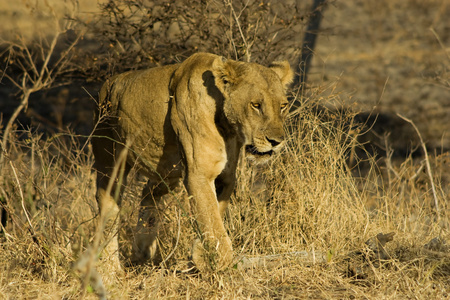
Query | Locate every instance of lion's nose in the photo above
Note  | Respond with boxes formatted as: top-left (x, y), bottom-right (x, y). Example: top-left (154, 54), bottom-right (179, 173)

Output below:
top-left (266, 136), bottom-right (284, 147)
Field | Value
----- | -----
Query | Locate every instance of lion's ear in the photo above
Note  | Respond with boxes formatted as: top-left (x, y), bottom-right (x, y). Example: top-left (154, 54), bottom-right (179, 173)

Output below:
top-left (269, 60), bottom-right (294, 88)
top-left (212, 56), bottom-right (238, 87)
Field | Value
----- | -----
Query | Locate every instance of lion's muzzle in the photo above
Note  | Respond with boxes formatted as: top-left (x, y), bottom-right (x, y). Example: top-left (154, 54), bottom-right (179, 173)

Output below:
top-left (245, 135), bottom-right (285, 160)
top-left (245, 144), bottom-right (274, 157)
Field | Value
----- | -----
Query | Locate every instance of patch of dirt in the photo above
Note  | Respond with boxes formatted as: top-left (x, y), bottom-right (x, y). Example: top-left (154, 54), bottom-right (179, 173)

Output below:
top-left (311, 0), bottom-right (450, 151)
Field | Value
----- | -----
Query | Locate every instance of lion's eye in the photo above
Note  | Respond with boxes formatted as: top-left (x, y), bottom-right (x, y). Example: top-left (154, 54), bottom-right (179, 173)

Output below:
top-left (280, 103), bottom-right (288, 110)
top-left (251, 102), bottom-right (261, 110)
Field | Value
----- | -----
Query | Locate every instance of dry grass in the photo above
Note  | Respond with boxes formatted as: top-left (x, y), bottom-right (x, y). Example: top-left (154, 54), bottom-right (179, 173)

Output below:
top-left (1, 0), bottom-right (449, 299)
top-left (0, 97), bottom-right (449, 299)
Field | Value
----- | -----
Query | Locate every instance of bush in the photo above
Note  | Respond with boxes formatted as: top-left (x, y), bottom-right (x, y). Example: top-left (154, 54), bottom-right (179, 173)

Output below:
top-left (79, 0), bottom-right (310, 79)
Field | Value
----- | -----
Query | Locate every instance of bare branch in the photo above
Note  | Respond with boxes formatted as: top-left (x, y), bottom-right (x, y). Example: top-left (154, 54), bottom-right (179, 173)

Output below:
top-left (224, 0), bottom-right (252, 62)
top-left (0, 2), bottom-right (82, 184)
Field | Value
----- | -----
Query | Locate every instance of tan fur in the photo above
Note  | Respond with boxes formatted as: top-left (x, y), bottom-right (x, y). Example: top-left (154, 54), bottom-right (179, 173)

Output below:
top-left (92, 53), bottom-right (293, 271)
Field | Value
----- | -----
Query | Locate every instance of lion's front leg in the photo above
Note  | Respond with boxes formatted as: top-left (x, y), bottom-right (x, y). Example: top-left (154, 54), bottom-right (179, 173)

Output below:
top-left (186, 176), bottom-right (233, 272)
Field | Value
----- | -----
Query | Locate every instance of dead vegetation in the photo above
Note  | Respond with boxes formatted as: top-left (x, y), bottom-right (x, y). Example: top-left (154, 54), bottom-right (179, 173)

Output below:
top-left (0, 0), bottom-right (449, 299)
top-left (1, 100), bottom-right (448, 299)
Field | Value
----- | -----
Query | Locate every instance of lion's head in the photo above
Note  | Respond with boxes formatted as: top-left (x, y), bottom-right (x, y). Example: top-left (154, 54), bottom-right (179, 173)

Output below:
top-left (211, 57), bottom-right (294, 162)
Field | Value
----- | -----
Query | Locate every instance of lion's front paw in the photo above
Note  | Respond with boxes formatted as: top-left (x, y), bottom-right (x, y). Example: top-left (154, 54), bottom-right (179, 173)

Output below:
top-left (191, 236), bottom-right (233, 272)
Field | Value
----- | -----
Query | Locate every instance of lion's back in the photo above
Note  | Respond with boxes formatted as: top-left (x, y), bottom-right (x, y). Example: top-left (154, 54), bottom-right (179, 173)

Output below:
top-left (95, 63), bottom-right (181, 178)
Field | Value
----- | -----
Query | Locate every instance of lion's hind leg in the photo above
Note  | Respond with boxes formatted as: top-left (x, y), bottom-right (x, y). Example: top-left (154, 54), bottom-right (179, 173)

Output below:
top-left (92, 130), bottom-right (130, 272)
top-left (131, 178), bottom-right (179, 266)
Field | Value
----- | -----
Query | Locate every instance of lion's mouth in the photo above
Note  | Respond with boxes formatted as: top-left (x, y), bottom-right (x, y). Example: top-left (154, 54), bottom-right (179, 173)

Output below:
top-left (245, 145), bottom-right (274, 157)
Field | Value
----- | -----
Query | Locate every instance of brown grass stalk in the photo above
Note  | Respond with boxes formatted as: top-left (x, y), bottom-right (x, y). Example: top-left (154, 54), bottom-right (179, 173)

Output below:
top-left (397, 113), bottom-right (440, 218)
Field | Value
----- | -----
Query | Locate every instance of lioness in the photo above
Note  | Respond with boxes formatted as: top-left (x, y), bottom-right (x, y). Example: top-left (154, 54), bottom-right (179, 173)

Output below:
top-left (92, 53), bottom-right (293, 271)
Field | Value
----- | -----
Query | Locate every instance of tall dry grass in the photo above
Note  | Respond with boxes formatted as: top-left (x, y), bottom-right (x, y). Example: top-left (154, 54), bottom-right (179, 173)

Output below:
top-left (0, 92), bottom-right (448, 298)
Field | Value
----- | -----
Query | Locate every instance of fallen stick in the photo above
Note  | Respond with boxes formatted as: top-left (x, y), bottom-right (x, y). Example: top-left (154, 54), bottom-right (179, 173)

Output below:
top-left (234, 232), bottom-right (396, 271)
top-left (234, 250), bottom-right (328, 270)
